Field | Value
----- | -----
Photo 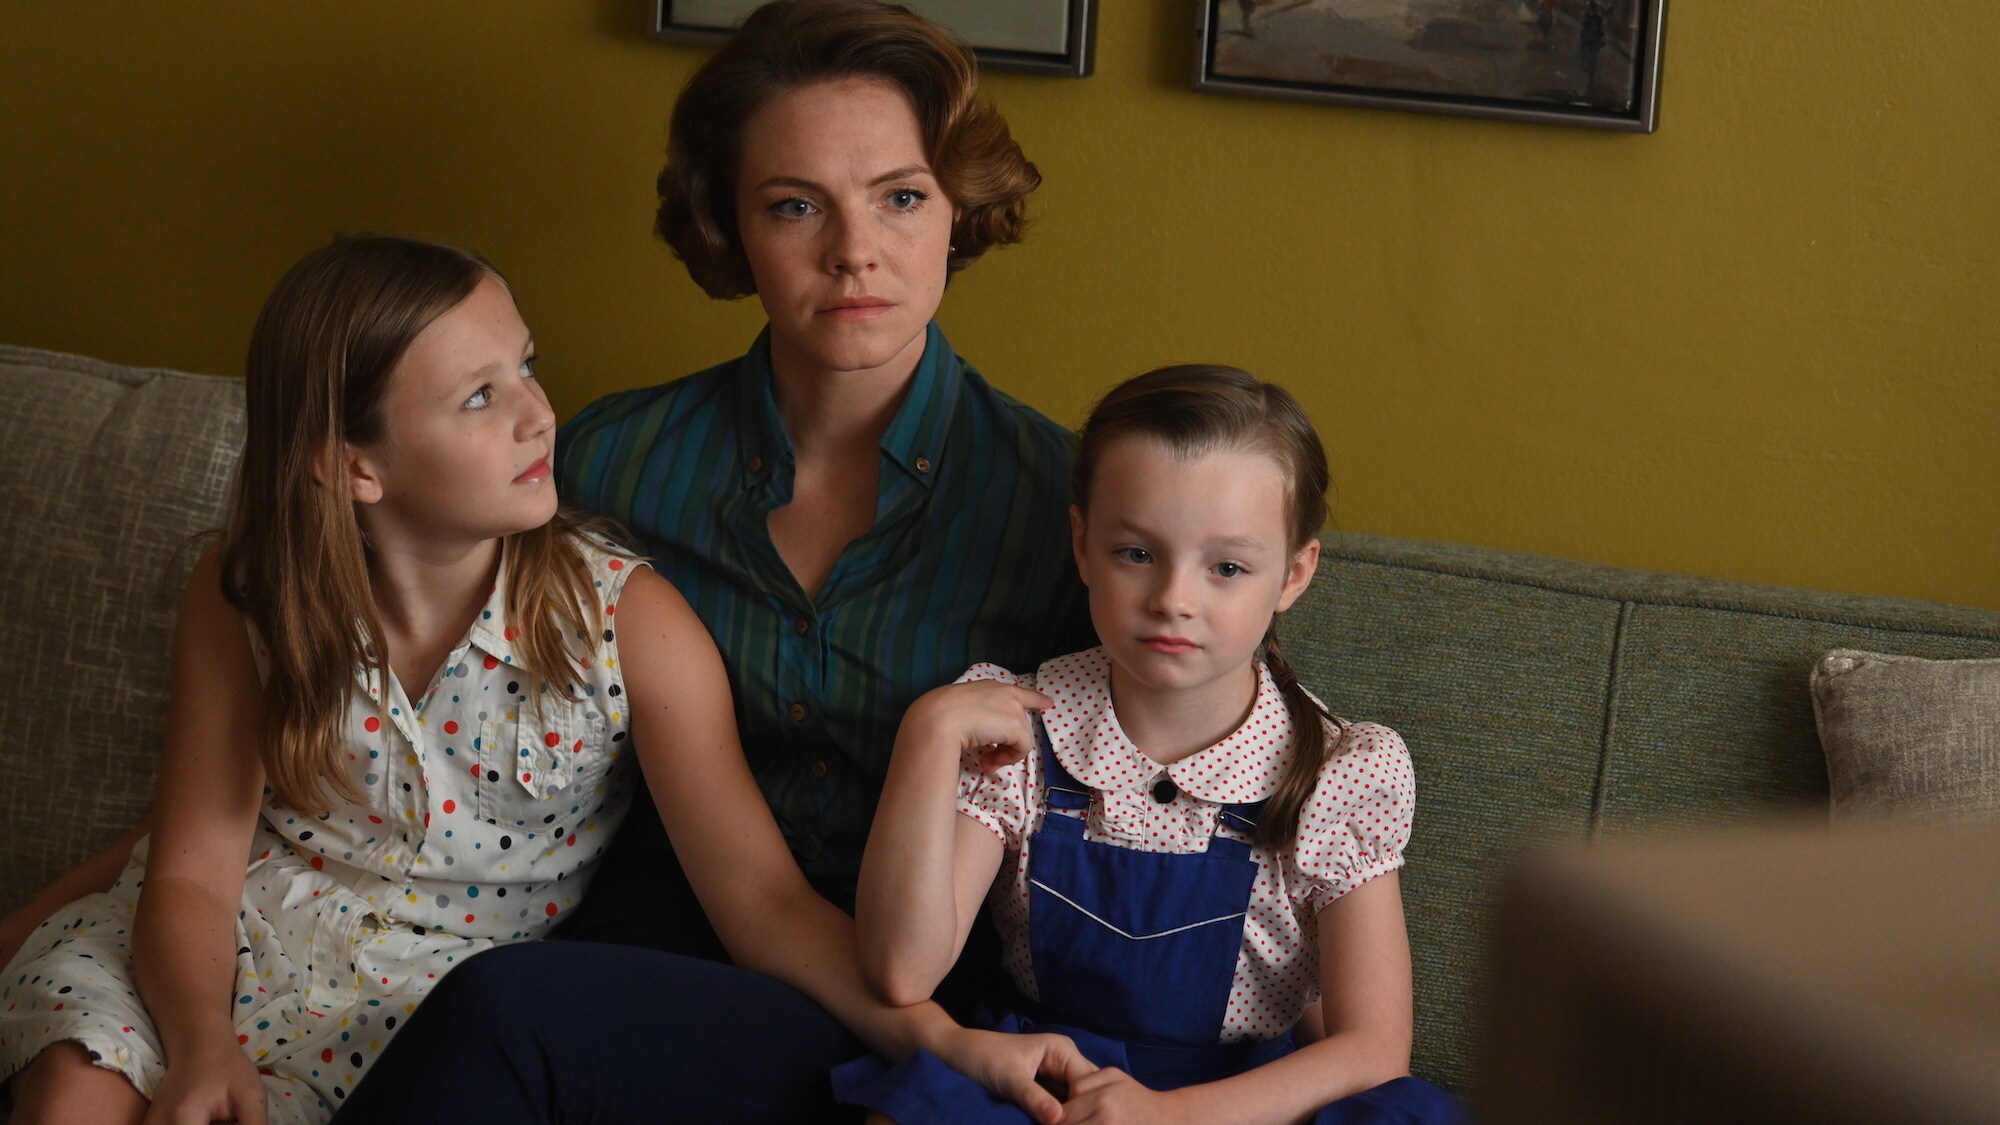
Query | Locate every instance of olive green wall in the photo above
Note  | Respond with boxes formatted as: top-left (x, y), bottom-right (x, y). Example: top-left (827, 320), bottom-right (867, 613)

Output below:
top-left (4, 3), bottom-right (1995, 608)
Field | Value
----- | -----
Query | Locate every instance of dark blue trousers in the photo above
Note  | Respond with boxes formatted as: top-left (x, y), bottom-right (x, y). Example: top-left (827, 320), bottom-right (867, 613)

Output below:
top-left (333, 813), bottom-right (868, 1123)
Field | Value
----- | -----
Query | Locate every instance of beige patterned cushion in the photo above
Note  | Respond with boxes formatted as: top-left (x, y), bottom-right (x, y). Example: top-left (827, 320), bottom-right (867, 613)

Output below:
top-left (1812, 649), bottom-right (2000, 821)
top-left (0, 346), bottom-right (243, 913)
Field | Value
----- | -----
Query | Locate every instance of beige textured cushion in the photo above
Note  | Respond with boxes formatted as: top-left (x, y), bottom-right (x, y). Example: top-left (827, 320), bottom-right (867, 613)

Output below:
top-left (1811, 649), bottom-right (2000, 821)
top-left (0, 345), bottom-right (243, 913)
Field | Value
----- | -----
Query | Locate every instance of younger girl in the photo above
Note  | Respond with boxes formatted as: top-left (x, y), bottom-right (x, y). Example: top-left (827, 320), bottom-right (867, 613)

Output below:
top-left (839, 366), bottom-right (1463, 1122)
top-left (0, 235), bottom-right (655, 1124)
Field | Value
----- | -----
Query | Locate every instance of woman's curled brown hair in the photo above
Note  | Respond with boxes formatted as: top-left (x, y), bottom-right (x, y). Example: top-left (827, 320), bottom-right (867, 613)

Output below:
top-left (657, 0), bottom-right (1041, 299)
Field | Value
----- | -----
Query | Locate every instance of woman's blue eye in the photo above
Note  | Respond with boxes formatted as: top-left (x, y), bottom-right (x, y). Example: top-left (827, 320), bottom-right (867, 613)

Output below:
top-left (888, 189), bottom-right (926, 210)
top-left (1214, 561), bottom-right (1246, 579)
top-left (772, 198), bottom-right (815, 219)
top-left (1115, 547), bottom-right (1152, 565)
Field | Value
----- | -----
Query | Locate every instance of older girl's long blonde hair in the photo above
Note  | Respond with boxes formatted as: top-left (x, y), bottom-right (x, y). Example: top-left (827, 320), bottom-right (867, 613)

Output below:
top-left (223, 235), bottom-right (607, 814)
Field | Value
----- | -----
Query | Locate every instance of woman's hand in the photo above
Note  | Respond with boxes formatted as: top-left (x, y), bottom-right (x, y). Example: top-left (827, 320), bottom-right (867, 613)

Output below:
top-left (142, 1033), bottom-right (267, 1125)
top-left (1060, 1067), bottom-right (1194, 1125)
top-left (907, 679), bottom-right (1052, 773)
top-left (933, 1025), bottom-right (1097, 1125)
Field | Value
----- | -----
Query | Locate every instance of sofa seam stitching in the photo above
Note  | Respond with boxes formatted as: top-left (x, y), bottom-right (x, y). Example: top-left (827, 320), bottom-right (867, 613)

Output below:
top-left (1588, 599), bottom-right (1633, 837)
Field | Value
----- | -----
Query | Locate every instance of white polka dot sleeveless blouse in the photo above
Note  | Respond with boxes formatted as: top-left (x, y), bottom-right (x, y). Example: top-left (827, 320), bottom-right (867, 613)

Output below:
top-left (0, 540), bottom-right (641, 1123)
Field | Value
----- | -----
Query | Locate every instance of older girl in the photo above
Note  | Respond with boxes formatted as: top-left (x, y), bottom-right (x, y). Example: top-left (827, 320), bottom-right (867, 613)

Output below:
top-left (0, 235), bottom-right (653, 1124)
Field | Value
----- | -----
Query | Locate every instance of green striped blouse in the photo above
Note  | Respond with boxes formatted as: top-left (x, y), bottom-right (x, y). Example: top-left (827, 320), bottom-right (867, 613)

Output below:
top-left (557, 323), bottom-right (1094, 895)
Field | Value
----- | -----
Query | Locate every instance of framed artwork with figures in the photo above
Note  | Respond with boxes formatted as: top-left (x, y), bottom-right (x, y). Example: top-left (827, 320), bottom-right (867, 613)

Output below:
top-left (1195, 0), bottom-right (1666, 132)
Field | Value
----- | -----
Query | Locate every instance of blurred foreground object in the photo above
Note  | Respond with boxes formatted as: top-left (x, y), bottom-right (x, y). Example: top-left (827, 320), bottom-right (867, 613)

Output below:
top-left (1482, 817), bottom-right (2000, 1124)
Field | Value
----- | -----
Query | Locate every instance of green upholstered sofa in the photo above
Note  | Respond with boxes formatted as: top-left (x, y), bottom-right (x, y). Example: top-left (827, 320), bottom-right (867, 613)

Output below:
top-left (1295, 533), bottom-right (2000, 1091)
top-left (7, 343), bottom-right (2000, 1099)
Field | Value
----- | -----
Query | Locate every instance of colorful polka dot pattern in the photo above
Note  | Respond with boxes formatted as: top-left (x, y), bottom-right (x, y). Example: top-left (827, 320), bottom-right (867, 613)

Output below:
top-left (0, 540), bottom-right (643, 1121)
top-left (954, 647), bottom-right (1415, 1044)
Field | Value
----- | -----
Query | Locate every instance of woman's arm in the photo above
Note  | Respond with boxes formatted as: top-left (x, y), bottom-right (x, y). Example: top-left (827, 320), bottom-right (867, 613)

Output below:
top-left (130, 547), bottom-right (272, 1123)
top-left (616, 571), bottom-right (1086, 1121)
top-left (0, 817), bottom-right (152, 969)
top-left (1063, 871), bottom-right (1414, 1125)
top-left (618, 569), bottom-right (922, 1048)
top-left (855, 680), bottom-right (1044, 1006)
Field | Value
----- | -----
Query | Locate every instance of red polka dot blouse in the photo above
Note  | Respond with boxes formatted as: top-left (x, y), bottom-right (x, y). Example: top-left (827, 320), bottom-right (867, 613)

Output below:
top-left (955, 647), bottom-right (1416, 1043)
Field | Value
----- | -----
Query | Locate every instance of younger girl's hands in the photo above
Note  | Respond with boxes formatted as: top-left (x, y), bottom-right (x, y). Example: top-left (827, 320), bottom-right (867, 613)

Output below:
top-left (935, 1025), bottom-right (1097, 1125)
top-left (142, 1033), bottom-right (267, 1125)
top-left (910, 681), bottom-right (1053, 773)
top-left (1061, 1066), bottom-right (1194, 1125)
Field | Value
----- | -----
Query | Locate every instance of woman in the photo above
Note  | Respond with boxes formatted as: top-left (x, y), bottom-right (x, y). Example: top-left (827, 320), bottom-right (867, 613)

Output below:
top-left (332, 2), bottom-right (1095, 1121)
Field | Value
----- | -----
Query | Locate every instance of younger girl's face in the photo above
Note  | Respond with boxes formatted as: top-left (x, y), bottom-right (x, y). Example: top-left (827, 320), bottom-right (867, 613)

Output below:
top-left (348, 275), bottom-right (558, 551)
top-left (1071, 436), bottom-right (1319, 708)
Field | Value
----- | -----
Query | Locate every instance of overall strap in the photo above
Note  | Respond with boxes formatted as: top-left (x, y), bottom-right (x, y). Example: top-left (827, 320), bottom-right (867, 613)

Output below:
top-left (1207, 801), bottom-right (1265, 862)
top-left (1215, 802), bottom-right (1268, 837)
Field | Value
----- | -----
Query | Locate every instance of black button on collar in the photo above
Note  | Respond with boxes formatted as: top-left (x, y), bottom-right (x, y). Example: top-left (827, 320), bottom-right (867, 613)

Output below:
top-left (1152, 776), bottom-right (1178, 804)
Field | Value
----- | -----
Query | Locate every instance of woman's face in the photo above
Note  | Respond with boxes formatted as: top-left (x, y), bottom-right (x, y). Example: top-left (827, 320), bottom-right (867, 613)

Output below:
top-left (735, 77), bottom-right (956, 385)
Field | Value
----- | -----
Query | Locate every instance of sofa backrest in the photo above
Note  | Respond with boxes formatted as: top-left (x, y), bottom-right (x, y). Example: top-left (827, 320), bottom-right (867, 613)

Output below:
top-left (0, 346), bottom-right (242, 913)
top-left (10, 342), bottom-right (2000, 1100)
top-left (1288, 532), bottom-right (2000, 1093)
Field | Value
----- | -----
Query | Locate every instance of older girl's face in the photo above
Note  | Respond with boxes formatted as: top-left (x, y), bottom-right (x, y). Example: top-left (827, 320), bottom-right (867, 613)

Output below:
top-left (735, 77), bottom-right (956, 384)
top-left (349, 275), bottom-right (557, 550)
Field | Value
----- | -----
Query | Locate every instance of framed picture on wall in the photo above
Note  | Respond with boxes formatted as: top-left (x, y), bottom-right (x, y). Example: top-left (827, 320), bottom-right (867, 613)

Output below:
top-left (652, 0), bottom-right (1096, 78)
top-left (1195, 0), bottom-right (1666, 132)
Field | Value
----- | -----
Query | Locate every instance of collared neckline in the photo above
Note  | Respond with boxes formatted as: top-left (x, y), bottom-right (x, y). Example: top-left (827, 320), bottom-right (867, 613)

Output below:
top-left (463, 547), bottom-right (518, 668)
top-left (352, 549), bottom-right (520, 715)
top-left (1035, 647), bottom-right (1297, 805)
top-left (354, 544), bottom-right (520, 688)
top-left (733, 328), bottom-right (793, 490)
top-left (730, 322), bottom-right (961, 492)
top-left (875, 322), bottom-right (959, 489)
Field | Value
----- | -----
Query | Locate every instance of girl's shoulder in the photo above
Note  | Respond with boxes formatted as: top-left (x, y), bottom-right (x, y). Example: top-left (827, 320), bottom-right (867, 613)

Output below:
top-left (1325, 718), bottom-right (1410, 767)
top-left (1288, 718), bottom-right (1416, 902)
top-left (956, 656), bottom-right (1024, 684)
top-left (559, 521), bottom-right (648, 592)
top-left (1297, 718), bottom-right (1416, 835)
top-left (956, 661), bottom-right (1031, 690)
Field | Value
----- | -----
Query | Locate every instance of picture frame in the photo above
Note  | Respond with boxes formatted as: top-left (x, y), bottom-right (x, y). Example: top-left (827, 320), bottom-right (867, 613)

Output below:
top-left (1194, 0), bottom-right (1667, 132)
top-left (652, 0), bottom-right (1096, 78)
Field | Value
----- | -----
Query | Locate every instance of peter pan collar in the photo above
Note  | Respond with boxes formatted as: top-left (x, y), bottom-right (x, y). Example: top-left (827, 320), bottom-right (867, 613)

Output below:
top-left (1034, 647), bottom-right (1297, 805)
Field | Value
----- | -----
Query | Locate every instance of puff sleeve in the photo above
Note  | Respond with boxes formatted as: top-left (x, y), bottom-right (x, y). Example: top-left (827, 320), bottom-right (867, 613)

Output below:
top-left (951, 662), bottom-right (1040, 850)
top-left (1289, 721), bottom-right (1416, 916)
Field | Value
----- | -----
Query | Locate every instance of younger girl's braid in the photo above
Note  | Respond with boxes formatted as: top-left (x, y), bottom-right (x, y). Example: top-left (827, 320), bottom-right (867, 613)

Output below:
top-left (1255, 622), bottom-right (1344, 851)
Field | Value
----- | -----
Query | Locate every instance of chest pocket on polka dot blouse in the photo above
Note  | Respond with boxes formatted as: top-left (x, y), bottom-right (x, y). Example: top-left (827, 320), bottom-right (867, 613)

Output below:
top-left (477, 699), bottom-right (609, 832)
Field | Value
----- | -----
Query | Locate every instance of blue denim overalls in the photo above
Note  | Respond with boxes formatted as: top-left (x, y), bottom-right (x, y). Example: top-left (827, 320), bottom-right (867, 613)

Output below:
top-left (834, 722), bottom-right (1462, 1123)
